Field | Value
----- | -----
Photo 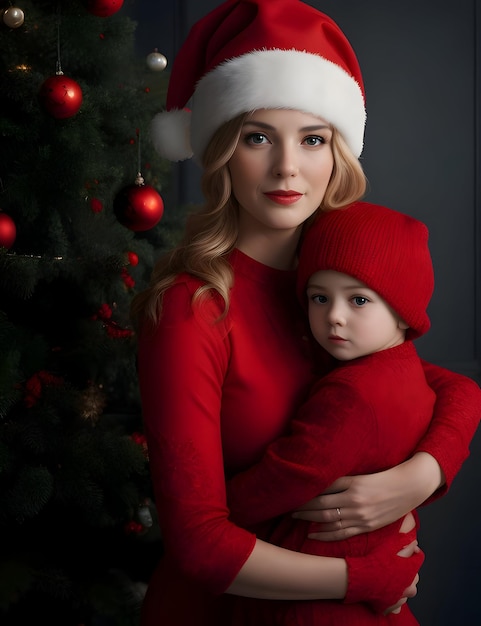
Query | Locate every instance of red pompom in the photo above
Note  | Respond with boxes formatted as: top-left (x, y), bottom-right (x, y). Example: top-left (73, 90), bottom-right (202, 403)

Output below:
top-left (84, 0), bottom-right (124, 17)
top-left (0, 212), bottom-right (16, 249)
top-left (114, 183), bottom-right (164, 232)
top-left (39, 74), bottom-right (83, 119)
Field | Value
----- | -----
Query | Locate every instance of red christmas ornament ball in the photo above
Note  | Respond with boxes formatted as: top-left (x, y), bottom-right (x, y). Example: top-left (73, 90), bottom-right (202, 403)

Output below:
top-left (39, 74), bottom-right (83, 119)
top-left (114, 184), bottom-right (164, 232)
top-left (0, 213), bottom-right (16, 249)
top-left (84, 0), bottom-right (124, 17)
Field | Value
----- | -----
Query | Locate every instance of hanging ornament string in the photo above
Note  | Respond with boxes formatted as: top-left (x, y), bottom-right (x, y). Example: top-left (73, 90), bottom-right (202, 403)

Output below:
top-left (135, 128), bottom-right (144, 186)
top-left (56, 4), bottom-right (63, 76)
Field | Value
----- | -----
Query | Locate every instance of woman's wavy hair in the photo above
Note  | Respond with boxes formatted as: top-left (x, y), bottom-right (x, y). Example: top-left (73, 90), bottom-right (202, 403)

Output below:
top-left (130, 112), bottom-right (367, 328)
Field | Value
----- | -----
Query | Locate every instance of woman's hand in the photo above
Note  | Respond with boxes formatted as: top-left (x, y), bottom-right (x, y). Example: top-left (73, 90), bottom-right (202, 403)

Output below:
top-left (292, 452), bottom-right (444, 540)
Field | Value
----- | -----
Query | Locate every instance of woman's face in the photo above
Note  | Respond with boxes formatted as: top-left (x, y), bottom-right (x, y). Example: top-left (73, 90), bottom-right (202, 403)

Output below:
top-left (228, 109), bottom-right (334, 239)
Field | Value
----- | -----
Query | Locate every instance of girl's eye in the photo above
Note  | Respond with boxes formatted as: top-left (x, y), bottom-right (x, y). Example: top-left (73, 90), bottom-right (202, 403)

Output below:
top-left (246, 132), bottom-right (269, 145)
top-left (352, 296), bottom-right (369, 306)
top-left (303, 135), bottom-right (325, 146)
top-left (311, 294), bottom-right (327, 304)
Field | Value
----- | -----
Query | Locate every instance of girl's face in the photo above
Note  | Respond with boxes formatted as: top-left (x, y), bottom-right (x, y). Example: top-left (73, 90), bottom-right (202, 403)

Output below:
top-left (228, 109), bottom-right (334, 241)
top-left (306, 270), bottom-right (408, 360)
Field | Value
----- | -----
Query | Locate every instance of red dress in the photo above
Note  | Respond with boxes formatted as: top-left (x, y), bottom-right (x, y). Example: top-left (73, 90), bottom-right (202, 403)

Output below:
top-left (227, 341), bottom-right (434, 625)
top-left (137, 249), bottom-right (481, 626)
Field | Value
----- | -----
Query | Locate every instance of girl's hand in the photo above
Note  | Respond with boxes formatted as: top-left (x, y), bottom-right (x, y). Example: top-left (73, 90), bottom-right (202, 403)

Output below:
top-left (383, 572), bottom-right (419, 615)
top-left (344, 516), bottom-right (423, 614)
top-left (292, 453), bottom-right (443, 540)
top-left (384, 535), bottom-right (420, 615)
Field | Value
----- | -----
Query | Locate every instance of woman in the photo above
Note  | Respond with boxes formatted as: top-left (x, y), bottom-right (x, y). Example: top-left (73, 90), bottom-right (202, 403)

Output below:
top-left (131, 1), bottom-right (481, 624)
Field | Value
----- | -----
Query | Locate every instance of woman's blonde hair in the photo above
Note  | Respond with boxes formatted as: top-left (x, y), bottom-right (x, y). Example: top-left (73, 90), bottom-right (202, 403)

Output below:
top-left (130, 112), bottom-right (367, 328)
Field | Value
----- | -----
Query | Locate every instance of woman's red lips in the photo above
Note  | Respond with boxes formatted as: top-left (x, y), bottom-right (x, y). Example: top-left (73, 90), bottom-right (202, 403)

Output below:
top-left (264, 190), bottom-right (303, 205)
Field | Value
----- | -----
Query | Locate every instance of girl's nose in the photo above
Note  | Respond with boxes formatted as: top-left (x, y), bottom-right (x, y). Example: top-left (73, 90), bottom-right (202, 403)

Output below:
top-left (327, 302), bottom-right (347, 326)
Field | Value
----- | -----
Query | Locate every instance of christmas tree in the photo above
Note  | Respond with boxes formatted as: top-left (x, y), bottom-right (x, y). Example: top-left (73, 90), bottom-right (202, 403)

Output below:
top-left (0, 1), bottom-right (182, 624)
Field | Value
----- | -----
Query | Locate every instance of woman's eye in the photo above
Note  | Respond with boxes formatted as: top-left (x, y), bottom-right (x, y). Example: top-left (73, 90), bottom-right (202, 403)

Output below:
top-left (304, 135), bottom-right (324, 146)
top-left (246, 132), bottom-right (268, 145)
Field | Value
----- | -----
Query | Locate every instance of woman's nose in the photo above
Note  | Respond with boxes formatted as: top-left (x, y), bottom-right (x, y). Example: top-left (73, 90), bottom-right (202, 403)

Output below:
top-left (272, 144), bottom-right (299, 178)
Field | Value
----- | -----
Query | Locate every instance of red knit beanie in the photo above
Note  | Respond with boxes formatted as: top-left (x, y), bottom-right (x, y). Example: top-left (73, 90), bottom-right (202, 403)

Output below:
top-left (296, 202), bottom-right (434, 339)
top-left (151, 0), bottom-right (366, 163)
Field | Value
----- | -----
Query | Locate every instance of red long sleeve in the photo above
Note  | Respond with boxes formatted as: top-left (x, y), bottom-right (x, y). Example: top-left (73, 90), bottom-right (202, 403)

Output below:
top-left (138, 280), bottom-right (255, 594)
top-left (418, 360), bottom-right (481, 500)
top-left (137, 250), bottom-right (313, 601)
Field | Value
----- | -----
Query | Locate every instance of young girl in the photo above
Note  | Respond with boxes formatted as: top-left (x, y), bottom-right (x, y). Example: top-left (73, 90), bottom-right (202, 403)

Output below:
top-left (227, 201), bottom-right (438, 625)
top-left (131, 1), bottom-right (481, 624)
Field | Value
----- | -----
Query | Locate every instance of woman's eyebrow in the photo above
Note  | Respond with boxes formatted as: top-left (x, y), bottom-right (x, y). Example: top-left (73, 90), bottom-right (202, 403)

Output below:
top-left (243, 121), bottom-right (330, 132)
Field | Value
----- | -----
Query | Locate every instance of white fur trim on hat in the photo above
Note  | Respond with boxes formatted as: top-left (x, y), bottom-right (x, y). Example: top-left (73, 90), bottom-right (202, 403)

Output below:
top-left (191, 49), bottom-right (366, 162)
top-left (150, 107), bottom-right (193, 161)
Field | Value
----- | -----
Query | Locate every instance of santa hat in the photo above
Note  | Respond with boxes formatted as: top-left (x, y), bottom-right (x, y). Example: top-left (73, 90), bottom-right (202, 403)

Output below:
top-left (152, 0), bottom-right (366, 163)
top-left (296, 202), bottom-right (434, 339)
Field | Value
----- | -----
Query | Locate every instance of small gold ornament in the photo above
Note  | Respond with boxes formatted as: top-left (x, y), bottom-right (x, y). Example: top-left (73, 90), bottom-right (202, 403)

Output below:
top-left (3, 6), bottom-right (25, 29)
